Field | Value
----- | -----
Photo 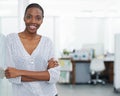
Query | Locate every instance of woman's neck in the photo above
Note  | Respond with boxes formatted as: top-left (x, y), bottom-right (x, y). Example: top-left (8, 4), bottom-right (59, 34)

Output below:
top-left (19, 31), bottom-right (40, 40)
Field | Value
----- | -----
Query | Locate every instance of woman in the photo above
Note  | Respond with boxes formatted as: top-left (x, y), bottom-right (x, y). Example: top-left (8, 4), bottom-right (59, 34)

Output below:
top-left (5, 3), bottom-right (60, 96)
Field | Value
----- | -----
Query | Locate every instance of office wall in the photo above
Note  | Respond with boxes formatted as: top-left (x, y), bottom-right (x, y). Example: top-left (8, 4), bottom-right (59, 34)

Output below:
top-left (0, 0), bottom-right (119, 57)
top-left (1, 17), bottom-right (18, 36)
top-left (51, 16), bottom-right (120, 56)
top-left (28, 0), bottom-right (120, 56)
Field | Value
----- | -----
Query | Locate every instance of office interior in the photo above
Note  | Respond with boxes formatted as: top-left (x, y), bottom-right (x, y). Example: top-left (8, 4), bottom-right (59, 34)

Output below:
top-left (0, 0), bottom-right (120, 96)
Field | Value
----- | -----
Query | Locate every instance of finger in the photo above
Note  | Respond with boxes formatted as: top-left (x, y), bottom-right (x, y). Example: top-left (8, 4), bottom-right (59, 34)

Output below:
top-left (5, 73), bottom-right (10, 78)
top-left (5, 70), bottom-right (7, 73)
top-left (54, 63), bottom-right (59, 67)
top-left (54, 61), bottom-right (58, 64)
top-left (5, 71), bottom-right (9, 75)
top-left (48, 58), bottom-right (54, 62)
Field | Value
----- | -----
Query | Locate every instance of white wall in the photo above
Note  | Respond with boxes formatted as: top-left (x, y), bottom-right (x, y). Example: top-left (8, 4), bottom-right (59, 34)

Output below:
top-left (1, 17), bottom-right (18, 36)
top-left (1, 0), bottom-right (120, 57)
top-left (28, 0), bottom-right (120, 57)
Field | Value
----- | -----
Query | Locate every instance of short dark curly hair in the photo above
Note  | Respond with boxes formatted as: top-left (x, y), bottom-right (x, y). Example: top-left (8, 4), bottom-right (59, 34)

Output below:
top-left (24, 3), bottom-right (44, 17)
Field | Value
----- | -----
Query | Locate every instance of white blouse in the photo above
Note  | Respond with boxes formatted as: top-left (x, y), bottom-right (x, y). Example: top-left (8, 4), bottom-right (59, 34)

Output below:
top-left (5, 33), bottom-right (60, 96)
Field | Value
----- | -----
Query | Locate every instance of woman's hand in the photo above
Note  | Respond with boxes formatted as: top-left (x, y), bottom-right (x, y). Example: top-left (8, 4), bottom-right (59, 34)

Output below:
top-left (47, 58), bottom-right (59, 69)
top-left (5, 67), bottom-right (21, 78)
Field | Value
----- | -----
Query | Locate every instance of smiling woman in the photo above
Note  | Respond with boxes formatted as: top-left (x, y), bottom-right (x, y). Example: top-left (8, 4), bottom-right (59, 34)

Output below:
top-left (4, 3), bottom-right (60, 96)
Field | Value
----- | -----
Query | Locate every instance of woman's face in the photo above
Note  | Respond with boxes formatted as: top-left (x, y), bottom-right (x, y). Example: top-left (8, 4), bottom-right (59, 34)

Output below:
top-left (24, 7), bottom-right (43, 34)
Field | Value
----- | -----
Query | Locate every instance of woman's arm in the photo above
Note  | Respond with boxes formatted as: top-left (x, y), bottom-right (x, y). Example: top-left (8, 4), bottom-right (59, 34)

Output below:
top-left (21, 73), bottom-right (48, 82)
top-left (21, 70), bottom-right (50, 81)
top-left (5, 58), bottom-right (59, 82)
top-left (21, 58), bottom-right (59, 82)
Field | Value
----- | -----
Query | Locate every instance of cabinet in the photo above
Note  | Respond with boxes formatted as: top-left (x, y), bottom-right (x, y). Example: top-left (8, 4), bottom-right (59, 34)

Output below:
top-left (71, 60), bottom-right (91, 84)
top-left (75, 62), bottom-right (91, 83)
top-left (103, 61), bottom-right (114, 83)
top-left (58, 58), bottom-right (72, 83)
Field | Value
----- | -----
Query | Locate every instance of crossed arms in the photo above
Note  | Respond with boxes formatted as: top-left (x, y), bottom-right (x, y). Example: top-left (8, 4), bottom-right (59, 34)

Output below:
top-left (5, 58), bottom-right (59, 82)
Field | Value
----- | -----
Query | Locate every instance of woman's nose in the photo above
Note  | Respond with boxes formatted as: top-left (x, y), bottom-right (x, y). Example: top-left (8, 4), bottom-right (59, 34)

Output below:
top-left (31, 18), bottom-right (36, 23)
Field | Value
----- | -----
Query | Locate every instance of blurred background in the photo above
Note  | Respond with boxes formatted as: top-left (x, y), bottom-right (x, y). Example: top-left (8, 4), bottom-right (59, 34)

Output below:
top-left (1, 0), bottom-right (120, 56)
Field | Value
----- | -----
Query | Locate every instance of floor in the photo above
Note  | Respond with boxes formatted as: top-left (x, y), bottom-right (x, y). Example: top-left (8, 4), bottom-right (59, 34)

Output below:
top-left (56, 83), bottom-right (120, 96)
top-left (0, 79), bottom-right (120, 96)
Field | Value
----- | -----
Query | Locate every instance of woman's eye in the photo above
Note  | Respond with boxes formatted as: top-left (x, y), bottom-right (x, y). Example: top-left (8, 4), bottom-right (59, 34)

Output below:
top-left (26, 15), bottom-right (31, 19)
top-left (36, 16), bottom-right (42, 21)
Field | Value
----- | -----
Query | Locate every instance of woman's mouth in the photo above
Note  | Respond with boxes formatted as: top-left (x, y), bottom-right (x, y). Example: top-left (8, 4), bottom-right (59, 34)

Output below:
top-left (29, 25), bottom-right (37, 30)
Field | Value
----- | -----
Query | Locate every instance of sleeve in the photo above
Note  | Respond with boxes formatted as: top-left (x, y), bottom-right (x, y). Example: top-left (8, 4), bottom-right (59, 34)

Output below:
top-left (48, 66), bottom-right (60, 83)
top-left (5, 35), bottom-right (22, 84)
top-left (47, 39), bottom-right (60, 83)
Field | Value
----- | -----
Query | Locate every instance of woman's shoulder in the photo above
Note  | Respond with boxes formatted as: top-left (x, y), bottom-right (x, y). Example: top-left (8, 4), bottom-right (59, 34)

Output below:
top-left (6, 33), bottom-right (18, 42)
top-left (42, 36), bottom-right (53, 44)
top-left (41, 35), bottom-right (52, 41)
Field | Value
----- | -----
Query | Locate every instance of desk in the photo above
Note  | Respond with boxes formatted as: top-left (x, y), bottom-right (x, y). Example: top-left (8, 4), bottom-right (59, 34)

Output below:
top-left (71, 59), bottom-right (114, 84)
top-left (59, 58), bottom-right (114, 84)
top-left (103, 61), bottom-right (114, 83)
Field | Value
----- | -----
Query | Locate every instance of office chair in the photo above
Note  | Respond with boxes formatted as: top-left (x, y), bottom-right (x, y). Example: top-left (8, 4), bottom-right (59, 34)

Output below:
top-left (90, 58), bottom-right (105, 84)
